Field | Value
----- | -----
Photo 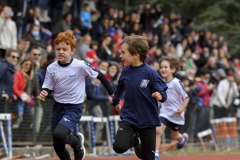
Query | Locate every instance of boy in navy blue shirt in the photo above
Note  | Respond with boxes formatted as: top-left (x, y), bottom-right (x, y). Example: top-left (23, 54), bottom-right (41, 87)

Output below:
top-left (112, 35), bottom-right (168, 160)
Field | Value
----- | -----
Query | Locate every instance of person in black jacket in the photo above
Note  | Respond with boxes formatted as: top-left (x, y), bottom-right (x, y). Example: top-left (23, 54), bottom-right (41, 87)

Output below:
top-left (0, 49), bottom-right (19, 111)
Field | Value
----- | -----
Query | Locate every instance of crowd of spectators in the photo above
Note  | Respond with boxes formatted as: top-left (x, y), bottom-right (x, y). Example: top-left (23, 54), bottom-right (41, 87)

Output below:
top-left (0, 0), bottom-right (240, 143)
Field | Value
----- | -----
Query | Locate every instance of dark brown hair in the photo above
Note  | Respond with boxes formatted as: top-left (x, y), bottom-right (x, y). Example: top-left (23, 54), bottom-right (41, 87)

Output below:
top-left (121, 35), bottom-right (149, 62)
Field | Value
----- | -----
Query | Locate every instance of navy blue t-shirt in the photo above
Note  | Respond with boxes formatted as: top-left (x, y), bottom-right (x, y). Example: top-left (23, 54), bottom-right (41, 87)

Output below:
top-left (113, 63), bottom-right (168, 128)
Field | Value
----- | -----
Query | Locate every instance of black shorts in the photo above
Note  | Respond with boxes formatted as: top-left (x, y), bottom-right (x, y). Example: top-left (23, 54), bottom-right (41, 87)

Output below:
top-left (160, 117), bottom-right (182, 131)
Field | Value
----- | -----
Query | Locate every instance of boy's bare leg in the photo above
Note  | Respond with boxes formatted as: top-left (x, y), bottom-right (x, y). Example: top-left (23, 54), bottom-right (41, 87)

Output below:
top-left (159, 141), bottom-right (177, 152)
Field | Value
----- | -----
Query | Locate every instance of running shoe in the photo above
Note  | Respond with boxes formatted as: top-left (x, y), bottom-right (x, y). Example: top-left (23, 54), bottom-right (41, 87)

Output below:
top-left (134, 134), bottom-right (142, 159)
top-left (73, 132), bottom-right (86, 160)
top-left (176, 133), bottom-right (189, 149)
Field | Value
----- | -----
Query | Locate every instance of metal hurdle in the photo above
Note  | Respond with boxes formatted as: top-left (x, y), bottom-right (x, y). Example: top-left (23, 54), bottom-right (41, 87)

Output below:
top-left (197, 128), bottom-right (218, 151)
top-left (225, 117), bottom-right (239, 149)
top-left (210, 117), bottom-right (239, 151)
top-left (107, 115), bottom-right (134, 156)
top-left (0, 113), bottom-right (12, 158)
top-left (80, 115), bottom-right (135, 156)
top-left (80, 116), bottom-right (110, 156)
top-left (91, 116), bottom-right (110, 155)
top-left (108, 115), bottom-right (120, 155)
top-left (79, 116), bottom-right (95, 156)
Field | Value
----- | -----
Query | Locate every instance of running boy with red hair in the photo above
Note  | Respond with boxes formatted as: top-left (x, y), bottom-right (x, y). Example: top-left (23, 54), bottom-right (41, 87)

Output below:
top-left (39, 30), bottom-right (114, 160)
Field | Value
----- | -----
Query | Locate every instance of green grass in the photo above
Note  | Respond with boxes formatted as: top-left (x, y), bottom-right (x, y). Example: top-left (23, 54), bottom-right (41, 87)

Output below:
top-left (161, 144), bottom-right (240, 156)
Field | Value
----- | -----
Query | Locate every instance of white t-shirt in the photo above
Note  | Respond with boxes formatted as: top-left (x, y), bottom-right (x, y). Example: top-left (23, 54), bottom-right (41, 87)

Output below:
top-left (160, 77), bottom-right (188, 125)
top-left (42, 59), bottom-right (99, 104)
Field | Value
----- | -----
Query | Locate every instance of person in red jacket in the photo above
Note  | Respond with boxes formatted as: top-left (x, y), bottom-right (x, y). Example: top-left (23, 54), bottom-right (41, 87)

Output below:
top-left (13, 57), bottom-right (34, 128)
top-left (194, 70), bottom-right (214, 136)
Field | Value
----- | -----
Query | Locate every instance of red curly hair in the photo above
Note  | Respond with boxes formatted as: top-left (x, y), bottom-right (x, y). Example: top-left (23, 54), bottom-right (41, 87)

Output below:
top-left (54, 30), bottom-right (76, 50)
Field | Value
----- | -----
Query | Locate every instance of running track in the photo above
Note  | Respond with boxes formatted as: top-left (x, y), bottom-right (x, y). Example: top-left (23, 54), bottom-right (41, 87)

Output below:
top-left (42, 154), bottom-right (240, 160)
top-left (85, 154), bottom-right (240, 160)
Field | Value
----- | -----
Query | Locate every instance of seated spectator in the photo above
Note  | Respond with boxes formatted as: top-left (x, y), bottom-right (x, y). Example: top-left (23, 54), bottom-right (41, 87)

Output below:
top-left (85, 41), bottom-right (100, 68)
top-left (86, 49), bottom-right (100, 68)
top-left (52, 12), bottom-right (73, 37)
top-left (23, 24), bottom-right (48, 50)
top-left (107, 62), bottom-right (120, 90)
top-left (26, 6), bottom-right (52, 41)
top-left (17, 39), bottom-right (30, 61)
top-left (76, 34), bottom-right (92, 60)
top-left (80, 3), bottom-right (92, 35)
top-left (97, 34), bottom-right (112, 61)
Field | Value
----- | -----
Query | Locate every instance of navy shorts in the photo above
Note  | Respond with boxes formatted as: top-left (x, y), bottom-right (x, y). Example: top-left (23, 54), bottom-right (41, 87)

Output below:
top-left (160, 117), bottom-right (182, 131)
top-left (51, 101), bottom-right (83, 133)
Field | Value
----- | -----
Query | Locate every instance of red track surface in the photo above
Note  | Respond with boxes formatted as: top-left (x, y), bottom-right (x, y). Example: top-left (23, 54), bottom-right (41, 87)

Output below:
top-left (42, 154), bottom-right (240, 160)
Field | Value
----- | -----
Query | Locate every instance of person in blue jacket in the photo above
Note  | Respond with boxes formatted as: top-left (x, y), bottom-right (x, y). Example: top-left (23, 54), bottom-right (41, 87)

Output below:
top-left (112, 35), bottom-right (168, 160)
top-left (0, 50), bottom-right (19, 102)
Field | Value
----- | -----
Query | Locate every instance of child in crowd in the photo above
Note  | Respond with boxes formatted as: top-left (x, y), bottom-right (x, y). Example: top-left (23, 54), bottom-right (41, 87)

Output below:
top-left (39, 30), bottom-right (114, 160)
top-left (112, 35), bottom-right (168, 160)
top-left (155, 56), bottom-right (190, 159)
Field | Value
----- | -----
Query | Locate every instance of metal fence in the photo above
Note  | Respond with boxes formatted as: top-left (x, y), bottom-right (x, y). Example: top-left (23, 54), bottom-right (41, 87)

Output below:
top-left (0, 98), bottom-right (53, 145)
top-left (0, 98), bottom-right (240, 158)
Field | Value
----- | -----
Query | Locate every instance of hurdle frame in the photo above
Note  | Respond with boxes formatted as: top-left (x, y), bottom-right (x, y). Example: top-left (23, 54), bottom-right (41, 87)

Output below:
top-left (210, 117), bottom-right (239, 151)
top-left (80, 116), bottom-right (110, 156)
top-left (0, 113), bottom-right (12, 158)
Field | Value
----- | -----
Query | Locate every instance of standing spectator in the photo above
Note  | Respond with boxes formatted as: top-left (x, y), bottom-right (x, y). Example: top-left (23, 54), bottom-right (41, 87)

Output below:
top-left (194, 70), bottom-right (214, 137)
top-left (0, 48), bottom-right (6, 62)
top-left (97, 34), bottom-right (112, 60)
top-left (85, 60), bottom-right (112, 145)
top-left (13, 58), bottom-right (34, 128)
top-left (0, 6), bottom-right (17, 50)
top-left (85, 76), bottom-right (112, 145)
top-left (48, 0), bottom-right (65, 30)
top-left (0, 50), bottom-right (19, 110)
top-left (211, 69), bottom-right (239, 118)
top-left (112, 35), bottom-right (167, 160)
top-left (8, 0), bottom-right (31, 39)
top-left (181, 77), bottom-right (200, 140)
top-left (95, 60), bottom-right (112, 116)
top-left (26, 45), bottom-right (43, 129)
